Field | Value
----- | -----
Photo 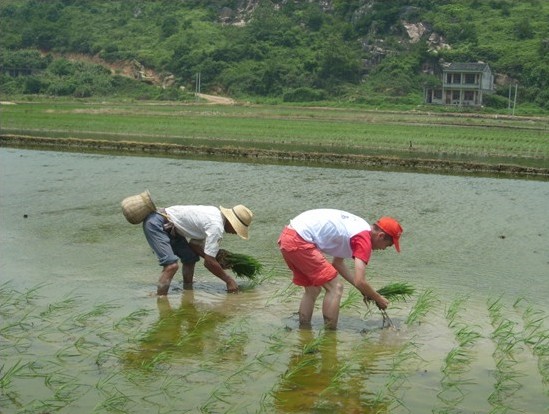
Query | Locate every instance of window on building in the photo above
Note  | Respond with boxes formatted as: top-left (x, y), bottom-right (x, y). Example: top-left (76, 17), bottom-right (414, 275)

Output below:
top-left (453, 74), bottom-right (461, 84)
top-left (465, 74), bottom-right (476, 84)
top-left (464, 91), bottom-right (475, 101)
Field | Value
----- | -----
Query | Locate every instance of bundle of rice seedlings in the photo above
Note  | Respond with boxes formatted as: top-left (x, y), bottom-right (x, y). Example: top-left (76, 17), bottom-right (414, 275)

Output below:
top-left (216, 249), bottom-right (263, 279)
top-left (377, 282), bottom-right (415, 302)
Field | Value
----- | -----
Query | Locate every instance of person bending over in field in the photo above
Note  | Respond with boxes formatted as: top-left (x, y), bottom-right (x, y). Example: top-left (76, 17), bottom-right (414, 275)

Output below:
top-left (143, 204), bottom-right (253, 295)
top-left (278, 209), bottom-right (402, 330)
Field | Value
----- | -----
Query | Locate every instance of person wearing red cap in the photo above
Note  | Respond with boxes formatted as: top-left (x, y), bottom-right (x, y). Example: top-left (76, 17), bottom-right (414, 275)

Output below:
top-left (278, 209), bottom-right (402, 329)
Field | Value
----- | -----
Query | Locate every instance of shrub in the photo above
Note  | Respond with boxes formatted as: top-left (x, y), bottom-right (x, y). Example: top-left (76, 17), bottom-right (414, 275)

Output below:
top-left (283, 87), bottom-right (327, 102)
top-left (484, 93), bottom-right (509, 109)
top-left (23, 76), bottom-right (43, 94)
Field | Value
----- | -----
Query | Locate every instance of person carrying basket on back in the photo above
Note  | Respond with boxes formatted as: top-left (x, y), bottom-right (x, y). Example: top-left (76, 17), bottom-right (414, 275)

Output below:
top-left (142, 204), bottom-right (254, 296)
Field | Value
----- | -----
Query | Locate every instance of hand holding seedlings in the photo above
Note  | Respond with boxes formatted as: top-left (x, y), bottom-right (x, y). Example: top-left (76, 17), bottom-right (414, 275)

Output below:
top-left (374, 282), bottom-right (416, 328)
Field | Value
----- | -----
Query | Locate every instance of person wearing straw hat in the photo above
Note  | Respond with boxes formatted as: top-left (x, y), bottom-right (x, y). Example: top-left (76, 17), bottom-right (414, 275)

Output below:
top-left (278, 209), bottom-right (402, 330)
top-left (142, 204), bottom-right (253, 295)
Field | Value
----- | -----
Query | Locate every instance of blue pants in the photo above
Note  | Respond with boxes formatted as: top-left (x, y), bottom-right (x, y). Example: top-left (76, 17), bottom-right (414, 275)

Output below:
top-left (142, 212), bottom-right (199, 266)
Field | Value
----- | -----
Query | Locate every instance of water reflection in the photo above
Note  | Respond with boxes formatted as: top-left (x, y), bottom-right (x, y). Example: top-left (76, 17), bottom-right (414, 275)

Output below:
top-left (121, 292), bottom-right (230, 370)
top-left (272, 329), bottom-right (391, 413)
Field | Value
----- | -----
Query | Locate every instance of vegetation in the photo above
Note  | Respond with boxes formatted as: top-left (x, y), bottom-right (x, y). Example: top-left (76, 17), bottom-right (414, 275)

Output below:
top-left (377, 282), bottom-right (416, 302)
top-left (3, 280), bottom-right (547, 412)
top-left (1, 0), bottom-right (548, 110)
top-left (1, 101), bottom-right (547, 176)
top-left (216, 249), bottom-right (264, 279)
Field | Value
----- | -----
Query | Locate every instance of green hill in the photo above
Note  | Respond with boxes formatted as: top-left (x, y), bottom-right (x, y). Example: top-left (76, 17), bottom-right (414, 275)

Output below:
top-left (1, 0), bottom-right (547, 110)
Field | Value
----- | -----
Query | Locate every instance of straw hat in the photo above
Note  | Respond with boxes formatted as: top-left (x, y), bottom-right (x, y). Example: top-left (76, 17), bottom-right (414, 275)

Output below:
top-left (220, 205), bottom-right (253, 239)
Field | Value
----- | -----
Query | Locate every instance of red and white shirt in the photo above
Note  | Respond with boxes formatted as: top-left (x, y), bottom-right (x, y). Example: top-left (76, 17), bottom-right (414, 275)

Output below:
top-left (290, 209), bottom-right (372, 263)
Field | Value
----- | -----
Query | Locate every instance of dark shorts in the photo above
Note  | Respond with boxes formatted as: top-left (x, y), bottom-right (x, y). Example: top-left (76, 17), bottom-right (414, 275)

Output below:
top-left (142, 212), bottom-right (199, 266)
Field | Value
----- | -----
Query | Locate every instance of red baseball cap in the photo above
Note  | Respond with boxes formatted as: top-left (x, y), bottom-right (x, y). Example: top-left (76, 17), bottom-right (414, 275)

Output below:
top-left (376, 217), bottom-right (403, 252)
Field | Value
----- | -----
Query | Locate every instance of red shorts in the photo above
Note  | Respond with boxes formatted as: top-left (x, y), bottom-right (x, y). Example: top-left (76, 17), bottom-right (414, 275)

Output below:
top-left (278, 226), bottom-right (338, 287)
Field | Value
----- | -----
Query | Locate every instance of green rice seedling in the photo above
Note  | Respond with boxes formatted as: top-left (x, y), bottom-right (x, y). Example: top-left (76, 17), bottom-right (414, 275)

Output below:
top-left (455, 326), bottom-right (482, 348)
top-left (361, 283), bottom-right (416, 327)
top-left (267, 281), bottom-right (301, 305)
top-left (443, 347), bottom-right (474, 374)
top-left (44, 370), bottom-right (80, 397)
top-left (0, 359), bottom-right (27, 389)
top-left (204, 388), bottom-right (232, 408)
top-left (340, 289), bottom-right (363, 311)
top-left (516, 298), bottom-right (549, 375)
top-left (255, 328), bottom-right (294, 369)
top-left (445, 297), bottom-right (467, 329)
top-left (94, 389), bottom-right (132, 413)
top-left (514, 301), bottom-right (548, 355)
top-left (26, 399), bottom-right (67, 413)
top-left (436, 334), bottom-right (474, 412)
top-left (486, 297), bottom-right (528, 413)
top-left (216, 249), bottom-right (263, 279)
top-left (39, 297), bottom-right (78, 319)
top-left (113, 308), bottom-right (153, 333)
top-left (215, 318), bottom-right (250, 357)
top-left (391, 340), bottom-right (423, 369)
top-left (487, 296), bottom-right (504, 322)
top-left (491, 319), bottom-right (521, 356)
top-left (73, 335), bottom-right (102, 355)
top-left (73, 302), bottom-right (120, 327)
top-left (95, 344), bottom-right (126, 368)
top-left (52, 381), bottom-right (87, 405)
top-left (366, 340), bottom-right (422, 413)
top-left (55, 343), bottom-right (82, 361)
top-left (377, 282), bottom-right (415, 302)
top-left (367, 389), bottom-right (391, 411)
top-left (317, 360), bottom-right (357, 405)
top-left (239, 267), bottom-right (277, 291)
top-left (436, 318), bottom-right (479, 414)
top-left (0, 312), bottom-right (33, 338)
top-left (20, 282), bottom-right (49, 303)
top-left (278, 355), bottom-right (318, 384)
top-left (301, 333), bottom-right (326, 355)
top-left (405, 289), bottom-right (437, 325)
top-left (95, 372), bottom-right (120, 393)
top-left (386, 352), bottom-right (413, 391)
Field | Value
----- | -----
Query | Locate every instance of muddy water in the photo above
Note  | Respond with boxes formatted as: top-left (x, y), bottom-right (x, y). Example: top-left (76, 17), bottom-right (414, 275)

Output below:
top-left (1, 147), bottom-right (548, 413)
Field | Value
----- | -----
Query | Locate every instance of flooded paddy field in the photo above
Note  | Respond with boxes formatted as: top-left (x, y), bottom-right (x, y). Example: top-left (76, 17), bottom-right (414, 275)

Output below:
top-left (1, 147), bottom-right (548, 413)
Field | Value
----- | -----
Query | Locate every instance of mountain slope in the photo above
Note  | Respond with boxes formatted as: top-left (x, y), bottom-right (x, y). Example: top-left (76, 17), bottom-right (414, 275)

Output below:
top-left (0, 0), bottom-right (547, 109)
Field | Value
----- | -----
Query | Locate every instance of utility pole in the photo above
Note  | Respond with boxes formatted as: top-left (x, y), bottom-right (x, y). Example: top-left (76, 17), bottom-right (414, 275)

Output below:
top-left (512, 83), bottom-right (518, 116)
top-left (195, 72), bottom-right (201, 100)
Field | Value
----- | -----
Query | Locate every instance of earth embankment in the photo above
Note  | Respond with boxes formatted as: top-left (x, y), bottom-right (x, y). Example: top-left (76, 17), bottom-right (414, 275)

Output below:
top-left (1, 134), bottom-right (547, 179)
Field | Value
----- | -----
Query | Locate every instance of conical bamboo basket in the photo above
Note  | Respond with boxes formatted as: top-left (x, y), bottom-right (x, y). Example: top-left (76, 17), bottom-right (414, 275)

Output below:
top-left (121, 190), bottom-right (157, 224)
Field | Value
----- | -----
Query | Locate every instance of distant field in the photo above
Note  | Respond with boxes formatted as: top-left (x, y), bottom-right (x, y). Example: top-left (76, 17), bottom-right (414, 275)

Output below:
top-left (1, 100), bottom-right (548, 177)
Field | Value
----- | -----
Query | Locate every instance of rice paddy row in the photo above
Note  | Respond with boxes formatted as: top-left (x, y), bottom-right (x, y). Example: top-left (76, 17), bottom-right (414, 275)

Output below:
top-left (1, 101), bottom-right (548, 176)
top-left (1, 279), bottom-right (548, 413)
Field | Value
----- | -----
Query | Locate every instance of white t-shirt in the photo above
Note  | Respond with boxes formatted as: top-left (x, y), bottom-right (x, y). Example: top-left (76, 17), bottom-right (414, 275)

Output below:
top-left (290, 209), bottom-right (371, 258)
top-left (165, 205), bottom-right (224, 257)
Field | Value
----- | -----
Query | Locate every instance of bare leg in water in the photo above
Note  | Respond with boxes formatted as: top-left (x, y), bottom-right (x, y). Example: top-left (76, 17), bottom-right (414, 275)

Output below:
top-left (157, 262), bottom-right (179, 296)
top-left (182, 262), bottom-right (195, 289)
top-left (322, 277), bottom-right (344, 330)
top-left (299, 286), bottom-right (321, 329)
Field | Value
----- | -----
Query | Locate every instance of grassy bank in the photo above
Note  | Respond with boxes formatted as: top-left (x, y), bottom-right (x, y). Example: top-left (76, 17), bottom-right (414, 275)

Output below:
top-left (1, 100), bottom-right (548, 178)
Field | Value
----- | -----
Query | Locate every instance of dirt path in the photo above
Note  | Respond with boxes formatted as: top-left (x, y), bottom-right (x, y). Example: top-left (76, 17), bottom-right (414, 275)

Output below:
top-left (196, 93), bottom-right (235, 105)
